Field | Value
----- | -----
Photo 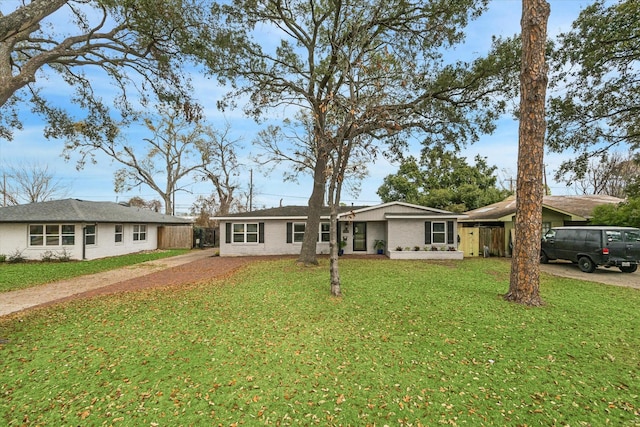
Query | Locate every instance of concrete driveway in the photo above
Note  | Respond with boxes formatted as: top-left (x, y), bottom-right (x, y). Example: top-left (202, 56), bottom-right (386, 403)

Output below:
top-left (540, 261), bottom-right (640, 290)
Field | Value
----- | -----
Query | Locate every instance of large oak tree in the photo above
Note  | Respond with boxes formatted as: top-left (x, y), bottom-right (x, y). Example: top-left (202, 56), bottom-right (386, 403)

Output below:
top-left (188, 0), bottom-right (518, 272)
top-left (0, 0), bottom-right (199, 141)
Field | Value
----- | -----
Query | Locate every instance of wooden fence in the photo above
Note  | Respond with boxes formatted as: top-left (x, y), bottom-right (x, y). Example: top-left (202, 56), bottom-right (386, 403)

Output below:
top-left (158, 225), bottom-right (193, 249)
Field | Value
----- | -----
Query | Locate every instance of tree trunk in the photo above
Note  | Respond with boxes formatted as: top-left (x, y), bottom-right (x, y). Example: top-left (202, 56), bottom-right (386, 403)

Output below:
top-left (505, 0), bottom-right (549, 306)
top-left (297, 150), bottom-right (327, 265)
top-left (329, 203), bottom-right (342, 297)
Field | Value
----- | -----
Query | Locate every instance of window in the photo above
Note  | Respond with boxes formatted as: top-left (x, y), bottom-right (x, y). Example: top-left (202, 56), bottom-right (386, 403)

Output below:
top-left (115, 224), bottom-right (123, 243)
top-left (46, 225), bottom-right (59, 246)
top-left (320, 222), bottom-right (330, 242)
top-left (425, 220), bottom-right (455, 245)
top-left (287, 222), bottom-right (331, 243)
top-left (432, 222), bottom-right (446, 244)
top-left (293, 222), bottom-right (306, 243)
top-left (61, 225), bottom-right (75, 245)
top-left (29, 225), bottom-right (44, 246)
top-left (625, 230), bottom-right (640, 242)
top-left (29, 224), bottom-right (75, 246)
top-left (233, 223), bottom-right (259, 243)
top-left (133, 224), bottom-right (147, 241)
top-left (85, 225), bottom-right (96, 245)
top-left (605, 230), bottom-right (622, 242)
top-left (542, 222), bottom-right (551, 236)
top-left (226, 222), bottom-right (264, 244)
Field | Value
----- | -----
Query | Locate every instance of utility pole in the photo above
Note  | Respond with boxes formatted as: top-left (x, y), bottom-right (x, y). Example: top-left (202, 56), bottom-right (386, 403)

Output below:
top-left (249, 169), bottom-right (253, 212)
top-left (505, 177), bottom-right (516, 192)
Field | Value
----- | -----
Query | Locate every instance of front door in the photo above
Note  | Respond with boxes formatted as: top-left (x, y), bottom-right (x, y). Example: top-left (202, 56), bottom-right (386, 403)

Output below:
top-left (353, 222), bottom-right (367, 251)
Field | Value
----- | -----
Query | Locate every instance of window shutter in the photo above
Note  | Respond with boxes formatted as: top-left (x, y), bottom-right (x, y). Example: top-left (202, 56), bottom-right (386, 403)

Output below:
top-left (286, 222), bottom-right (292, 243)
top-left (225, 223), bottom-right (232, 244)
top-left (424, 221), bottom-right (432, 244)
top-left (447, 221), bottom-right (454, 244)
top-left (259, 222), bottom-right (265, 243)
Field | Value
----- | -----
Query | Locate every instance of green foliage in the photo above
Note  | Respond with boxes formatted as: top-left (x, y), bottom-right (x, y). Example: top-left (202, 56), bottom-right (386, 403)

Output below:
top-left (0, 249), bottom-right (189, 293)
top-left (1, 258), bottom-right (638, 425)
top-left (1, 0), bottom-right (197, 141)
top-left (547, 0), bottom-right (640, 180)
top-left (591, 197), bottom-right (640, 228)
top-left (377, 149), bottom-right (511, 212)
top-left (193, 0), bottom-right (520, 162)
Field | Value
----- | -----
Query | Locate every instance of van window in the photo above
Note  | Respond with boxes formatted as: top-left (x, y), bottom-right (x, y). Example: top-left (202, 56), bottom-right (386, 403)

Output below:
top-left (605, 230), bottom-right (622, 242)
top-left (624, 230), bottom-right (640, 242)
top-left (544, 229), bottom-right (556, 239)
top-left (585, 230), bottom-right (600, 243)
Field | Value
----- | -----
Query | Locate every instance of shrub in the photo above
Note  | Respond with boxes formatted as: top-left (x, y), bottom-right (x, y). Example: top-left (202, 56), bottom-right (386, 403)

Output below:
top-left (41, 251), bottom-right (56, 262)
top-left (7, 249), bottom-right (26, 263)
top-left (56, 249), bottom-right (72, 262)
top-left (0, 254), bottom-right (5, 263)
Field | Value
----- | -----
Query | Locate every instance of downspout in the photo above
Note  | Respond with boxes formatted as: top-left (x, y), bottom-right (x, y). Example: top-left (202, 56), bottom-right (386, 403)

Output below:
top-left (82, 225), bottom-right (86, 260)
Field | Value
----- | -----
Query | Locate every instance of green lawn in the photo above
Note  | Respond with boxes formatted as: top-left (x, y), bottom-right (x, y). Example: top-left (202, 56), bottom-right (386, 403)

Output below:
top-left (0, 249), bottom-right (190, 293)
top-left (1, 258), bottom-right (638, 426)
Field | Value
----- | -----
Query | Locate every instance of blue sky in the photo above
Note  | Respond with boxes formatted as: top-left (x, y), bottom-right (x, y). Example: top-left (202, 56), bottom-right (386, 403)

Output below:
top-left (0, 1), bottom-right (603, 214)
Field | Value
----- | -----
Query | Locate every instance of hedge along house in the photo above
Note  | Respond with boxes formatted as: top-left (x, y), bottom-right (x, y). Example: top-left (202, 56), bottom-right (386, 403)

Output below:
top-left (215, 201), bottom-right (466, 259)
top-left (0, 199), bottom-right (193, 261)
top-left (459, 194), bottom-right (624, 258)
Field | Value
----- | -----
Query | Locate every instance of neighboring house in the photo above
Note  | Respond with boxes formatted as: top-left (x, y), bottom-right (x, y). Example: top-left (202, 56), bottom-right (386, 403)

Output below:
top-left (215, 201), bottom-right (465, 257)
top-left (459, 194), bottom-right (623, 257)
top-left (0, 199), bottom-right (193, 261)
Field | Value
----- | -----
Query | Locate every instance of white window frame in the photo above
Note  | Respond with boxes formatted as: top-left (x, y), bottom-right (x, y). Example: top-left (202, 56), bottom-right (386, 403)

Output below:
top-left (432, 221), bottom-right (446, 244)
top-left (133, 224), bottom-right (147, 242)
top-left (115, 224), bottom-right (124, 244)
top-left (233, 223), bottom-right (259, 243)
top-left (85, 225), bottom-right (97, 246)
top-left (29, 224), bottom-right (75, 247)
top-left (319, 222), bottom-right (330, 242)
top-left (293, 222), bottom-right (306, 243)
top-left (289, 222), bottom-right (331, 243)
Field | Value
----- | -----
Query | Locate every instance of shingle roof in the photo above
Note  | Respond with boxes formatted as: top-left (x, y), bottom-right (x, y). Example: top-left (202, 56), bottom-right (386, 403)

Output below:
top-left (542, 195), bottom-right (622, 219)
top-left (462, 195), bottom-right (623, 221)
top-left (215, 205), bottom-right (369, 219)
top-left (0, 199), bottom-right (192, 224)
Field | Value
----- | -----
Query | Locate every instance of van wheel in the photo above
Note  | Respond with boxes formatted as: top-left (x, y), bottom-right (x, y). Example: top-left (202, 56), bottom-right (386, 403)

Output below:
top-left (620, 264), bottom-right (638, 273)
top-left (578, 256), bottom-right (596, 273)
top-left (540, 251), bottom-right (549, 264)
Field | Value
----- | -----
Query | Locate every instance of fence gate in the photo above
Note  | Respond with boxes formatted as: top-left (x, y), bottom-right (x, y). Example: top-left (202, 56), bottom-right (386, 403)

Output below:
top-left (460, 227), bottom-right (480, 257)
top-left (479, 226), bottom-right (505, 257)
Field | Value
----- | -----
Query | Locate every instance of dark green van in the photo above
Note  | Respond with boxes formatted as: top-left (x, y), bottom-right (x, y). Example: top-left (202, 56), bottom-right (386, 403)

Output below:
top-left (540, 226), bottom-right (640, 273)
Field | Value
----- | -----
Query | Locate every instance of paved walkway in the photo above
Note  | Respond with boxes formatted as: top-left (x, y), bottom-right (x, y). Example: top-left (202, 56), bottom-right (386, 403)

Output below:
top-left (0, 249), bottom-right (218, 317)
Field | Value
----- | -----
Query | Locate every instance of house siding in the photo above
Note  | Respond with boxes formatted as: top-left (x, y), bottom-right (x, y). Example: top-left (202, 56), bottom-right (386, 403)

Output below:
top-left (216, 202), bottom-right (463, 257)
top-left (220, 220), bottom-right (331, 256)
top-left (388, 218), bottom-right (458, 251)
top-left (84, 223), bottom-right (158, 260)
top-left (388, 218), bottom-right (425, 250)
top-left (0, 223), bottom-right (159, 261)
